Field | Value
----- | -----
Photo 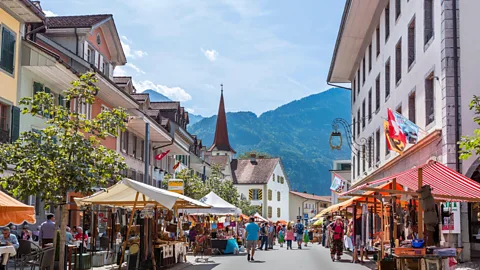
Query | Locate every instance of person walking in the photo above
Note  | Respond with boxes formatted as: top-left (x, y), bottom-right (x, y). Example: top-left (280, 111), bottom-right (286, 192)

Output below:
top-left (245, 217), bottom-right (260, 262)
top-left (285, 225), bottom-right (294, 250)
top-left (268, 221), bottom-right (274, 249)
top-left (39, 213), bottom-right (55, 248)
top-left (323, 216), bottom-right (332, 248)
top-left (259, 223), bottom-right (268, 250)
top-left (278, 228), bottom-right (285, 248)
top-left (294, 219), bottom-right (304, 249)
top-left (329, 216), bottom-right (345, 262)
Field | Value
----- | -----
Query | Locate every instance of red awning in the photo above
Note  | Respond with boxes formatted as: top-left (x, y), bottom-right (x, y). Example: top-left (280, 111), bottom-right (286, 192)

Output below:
top-left (341, 161), bottom-right (480, 201)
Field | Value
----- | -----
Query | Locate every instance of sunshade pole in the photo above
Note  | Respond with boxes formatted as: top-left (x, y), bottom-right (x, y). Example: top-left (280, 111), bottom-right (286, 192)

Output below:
top-left (380, 200), bottom-right (384, 260)
top-left (392, 178), bottom-right (397, 243)
top-left (118, 191), bottom-right (140, 270)
top-left (142, 194), bottom-right (157, 270)
top-left (418, 168), bottom-right (424, 239)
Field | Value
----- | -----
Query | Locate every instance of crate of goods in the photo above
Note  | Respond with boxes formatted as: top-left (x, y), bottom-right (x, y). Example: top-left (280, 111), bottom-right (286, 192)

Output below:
top-left (394, 248), bottom-right (426, 256)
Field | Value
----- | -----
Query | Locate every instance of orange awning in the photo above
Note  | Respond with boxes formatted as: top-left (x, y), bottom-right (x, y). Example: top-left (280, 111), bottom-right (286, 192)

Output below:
top-left (0, 190), bottom-right (36, 226)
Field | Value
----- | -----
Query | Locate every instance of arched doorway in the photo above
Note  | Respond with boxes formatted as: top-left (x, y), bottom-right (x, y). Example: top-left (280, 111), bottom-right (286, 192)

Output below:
top-left (468, 163), bottom-right (480, 258)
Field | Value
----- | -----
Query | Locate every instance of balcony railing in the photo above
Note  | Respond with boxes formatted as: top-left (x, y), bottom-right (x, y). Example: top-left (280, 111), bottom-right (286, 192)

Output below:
top-left (0, 129), bottom-right (10, 143)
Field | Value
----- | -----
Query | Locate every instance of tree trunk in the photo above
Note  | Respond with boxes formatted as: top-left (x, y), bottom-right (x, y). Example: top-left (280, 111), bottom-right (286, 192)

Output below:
top-left (57, 205), bottom-right (68, 270)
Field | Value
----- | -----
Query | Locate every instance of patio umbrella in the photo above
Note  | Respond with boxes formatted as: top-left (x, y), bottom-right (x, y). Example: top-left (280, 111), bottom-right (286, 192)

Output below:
top-left (0, 190), bottom-right (36, 226)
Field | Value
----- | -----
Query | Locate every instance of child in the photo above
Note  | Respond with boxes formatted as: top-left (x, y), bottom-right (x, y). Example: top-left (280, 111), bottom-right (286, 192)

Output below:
top-left (278, 228), bottom-right (285, 248)
top-left (304, 229), bottom-right (310, 247)
top-left (285, 225), bottom-right (294, 250)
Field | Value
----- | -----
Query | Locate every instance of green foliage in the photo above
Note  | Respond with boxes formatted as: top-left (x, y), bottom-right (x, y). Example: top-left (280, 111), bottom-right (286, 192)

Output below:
top-left (459, 95), bottom-right (480, 160)
top-left (0, 72), bottom-right (128, 204)
top-left (238, 151), bottom-right (272, 159)
top-left (189, 88), bottom-right (351, 194)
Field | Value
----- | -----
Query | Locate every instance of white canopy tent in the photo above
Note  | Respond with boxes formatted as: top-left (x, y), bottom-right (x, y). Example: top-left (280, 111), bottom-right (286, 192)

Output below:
top-left (185, 191), bottom-right (242, 215)
top-left (254, 212), bottom-right (268, 222)
top-left (75, 178), bottom-right (210, 209)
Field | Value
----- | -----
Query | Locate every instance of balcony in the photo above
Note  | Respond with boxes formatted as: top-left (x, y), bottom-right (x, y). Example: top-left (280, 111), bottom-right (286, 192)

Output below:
top-left (0, 129), bottom-right (10, 144)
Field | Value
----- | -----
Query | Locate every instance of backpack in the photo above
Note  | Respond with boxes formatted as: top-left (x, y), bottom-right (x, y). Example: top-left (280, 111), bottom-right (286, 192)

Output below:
top-left (260, 226), bottom-right (266, 235)
top-left (296, 223), bottom-right (304, 235)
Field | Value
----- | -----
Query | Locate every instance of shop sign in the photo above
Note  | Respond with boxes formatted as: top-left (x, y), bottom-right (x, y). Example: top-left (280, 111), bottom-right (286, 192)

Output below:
top-left (330, 174), bottom-right (346, 193)
top-left (168, 179), bottom-right (184, 194)
top-left (441, 202), bottom-right (460, 234)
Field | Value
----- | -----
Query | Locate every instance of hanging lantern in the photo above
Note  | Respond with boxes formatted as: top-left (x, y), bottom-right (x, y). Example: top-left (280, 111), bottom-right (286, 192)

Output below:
top-left (329, 130), bottom-right (343, 150)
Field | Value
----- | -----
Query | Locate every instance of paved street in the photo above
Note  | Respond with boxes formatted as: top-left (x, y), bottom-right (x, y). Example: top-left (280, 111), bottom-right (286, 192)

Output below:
top-left (182, 244), bottom-right (375, 270)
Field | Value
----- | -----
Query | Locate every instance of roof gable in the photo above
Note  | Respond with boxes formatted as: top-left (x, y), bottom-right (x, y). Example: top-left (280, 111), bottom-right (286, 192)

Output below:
top-left (231, 158), bottom-right (279, 185)
top-left (46, 14), bottom-right (111, 28)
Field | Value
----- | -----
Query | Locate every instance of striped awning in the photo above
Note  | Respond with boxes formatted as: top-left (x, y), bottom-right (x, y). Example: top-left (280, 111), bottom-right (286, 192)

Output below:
top-left (341, 161), bottom-right (480, 201)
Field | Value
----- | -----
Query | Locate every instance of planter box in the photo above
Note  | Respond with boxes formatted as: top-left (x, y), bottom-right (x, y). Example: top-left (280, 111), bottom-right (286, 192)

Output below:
top-left (104, 251), bottom-right (116, 265)
top-left (92, 251), bottom-right (106, 267)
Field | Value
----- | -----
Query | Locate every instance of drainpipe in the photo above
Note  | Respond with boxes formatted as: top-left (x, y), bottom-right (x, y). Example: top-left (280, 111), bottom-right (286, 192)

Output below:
top-left (75, 27), bottom-right (79, 55)
top-left (144, 122), bottom-right (150, 184)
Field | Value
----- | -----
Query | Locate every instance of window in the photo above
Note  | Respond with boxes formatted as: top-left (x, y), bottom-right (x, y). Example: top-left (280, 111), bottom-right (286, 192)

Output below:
top-left (357, 69), bottom-right (361, 94)
top-left (352, 79), bottom-right (356, 103)
top-left (249, 189), bottom-right (262, 200)
top-left (277, 175), bottom-right (280, 182)
top-left (0, 26), bottom-right (16, 74)
top-left (395, 38), bottom-right (402, 84)
top-left (376, 129), bottom-right (381, 163)
top-left (368, 89), bottom-right (372, 121)
top-left (88, 47), bottom-right (95, 65)
top-left (362, 145), bottom-right (366, 172)
top-left (385, 3), bottom-right (390, 41)
top-left (268, 206), bottom-right (272, 219)
top-left (375, 74), bottom-right (380, 111)
top-left (281, 177), bottom-right (284, 184)
top-left (424, 0), bottom-right (434, 45)
top-left (396, 0), bottom-right (401, 20)
top-left (140, 140), bottom-right (145, 161)
top-left (73, 98), bottom-right (92, 119)
top-left (273, 173), bottom-right (275, 182)
top-left (277, 191), bottom-right (281, 201)
top-left (96, 33), bottom-right (101, 45)
top-left (385, 58), bottom-right (391, 99)
top-left (376, 25), bottom-right (381, 56)
top-left (277, 208), bottom-right (281, 218)
top-left (357, 150), bottom-right (360, 176)
top-left (268, 189), bottom-right (272, 201)
top-left (120, 131), bottom-right (128, 153)
top-left (352, 156), bottom-right (356, 180)
top-left (362, 57), bottom-right (366, 84)
top-left (0, 104), bottom-right (7, 131)
top-left (362, 99), bottom-right (366, 129)
top-left (425, 72), bottom-right (435, 125)
top-left (368, 43), bottom-right (372, 72)
top-left (385, 130), bottom-right (390, 156)
top-left (408, 17), bottom-right (416, 67)
top-left (408, 91), bottom-right (416, 123)
top-left (357, 109), bottom-right (361, 136)
top-left (352, 117), bottom-right (356, 141)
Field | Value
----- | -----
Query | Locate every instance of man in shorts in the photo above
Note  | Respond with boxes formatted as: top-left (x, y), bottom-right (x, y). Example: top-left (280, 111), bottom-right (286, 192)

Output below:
top-left (245, 217), bottom-right (260, 261)
top-left (353, 216), bottom-right (364, 263)
top-left (295, 219), bottom-right (304, 249)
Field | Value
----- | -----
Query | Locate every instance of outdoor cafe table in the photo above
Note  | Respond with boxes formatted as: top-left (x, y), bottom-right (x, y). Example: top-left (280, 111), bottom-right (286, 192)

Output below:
top-left (0, 246), bottom-right (16, 267)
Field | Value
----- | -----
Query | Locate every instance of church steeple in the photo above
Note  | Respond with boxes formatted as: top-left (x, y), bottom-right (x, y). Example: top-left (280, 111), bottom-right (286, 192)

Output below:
top-left (208, 84), bottom-right (236, 154)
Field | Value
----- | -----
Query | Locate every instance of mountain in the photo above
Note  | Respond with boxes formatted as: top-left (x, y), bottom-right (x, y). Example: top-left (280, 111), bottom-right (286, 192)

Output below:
top-left (189, 88), bottom-right (351, 195)
top-left (188, 114), bottom-right (204, 127)
top-left (142, 89), bottom-right (171, 102)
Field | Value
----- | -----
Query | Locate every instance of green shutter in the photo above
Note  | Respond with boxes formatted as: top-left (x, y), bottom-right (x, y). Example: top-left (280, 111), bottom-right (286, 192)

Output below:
top-left (44, 87), bottom-right (51, 118)
top-left (10, 106), bottom-right (20, 142)
top-left (58, 95), bottom-right (65, 107)
top-left (33, 82), bottom-right (43, 96)
top-left (1, 28), bottom-right (15, 74)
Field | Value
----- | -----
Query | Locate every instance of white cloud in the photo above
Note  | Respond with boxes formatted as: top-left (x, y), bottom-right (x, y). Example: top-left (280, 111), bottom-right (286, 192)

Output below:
top-left (186, 108), bottom-right (195, 113)
top-left (121, 36), bottom-right (130, 43)
top-left (134, 80), bottom-right (192, 102)
top-left (113, 66), bottom-right (127, 76)
top-left (121, 40), bottom-right (147, 59)
top-left (201, 48), bottom-right (218, 62)
top-left (204, 84), bottom-right (215, 90)
top-left (126, 63), bottom-right (145, 74)
top-left (43, 10), bottom-right (57, 17)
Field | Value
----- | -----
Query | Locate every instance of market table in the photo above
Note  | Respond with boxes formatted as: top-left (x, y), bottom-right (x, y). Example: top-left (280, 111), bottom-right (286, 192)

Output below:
top-left (393, 253), bottom-right (458, 270)
top-left (0, 246), bottom-right (16, 267)
top-left (210, 239), bottom-right (228, 252)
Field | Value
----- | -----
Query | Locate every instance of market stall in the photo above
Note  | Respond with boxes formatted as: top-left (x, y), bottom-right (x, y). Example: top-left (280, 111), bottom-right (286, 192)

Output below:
top-left (75, 178), bottom-right (210, 269)
top-left (336, 161), bottom-right (480, 270)
top-left (0, 190), bottom-right (36, 226)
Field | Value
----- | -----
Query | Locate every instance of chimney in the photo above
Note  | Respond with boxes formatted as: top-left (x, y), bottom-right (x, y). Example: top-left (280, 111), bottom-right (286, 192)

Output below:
top-left (250, 153), bottom-right (256, 163)
top-left (31, 1), bottom-right (42, 10)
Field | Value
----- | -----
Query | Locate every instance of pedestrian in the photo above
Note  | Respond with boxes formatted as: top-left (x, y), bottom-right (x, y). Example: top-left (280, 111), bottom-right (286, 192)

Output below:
top-left (39, 213), bottom-right (55, 248)
top-left (268, 221), bottom-right (274, 249)
top-left (323, 216), bottom-right (332, 248)
top-left (285, 225), bottom-right (294, 250)
top-left (259, 223), bottom-right (268, 250)
top-left (278, 228), bottom-right (285, 248)
top-left (245, 217), bottom-right (260, 262)
top-left (344, 219), bottom-right (354, 251)
top-left (294, 219), bottom-right (304, 249)
top-left (20, 225), bottom-right (31, 241)
top-left (329, 216), bottom-right (344, 262)
top-left (352, 213), bottom-right (365, 263)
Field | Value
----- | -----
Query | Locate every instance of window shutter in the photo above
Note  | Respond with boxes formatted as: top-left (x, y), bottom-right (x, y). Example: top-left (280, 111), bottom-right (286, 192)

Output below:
top-left (94, 51), bottom-right (99, 68)
top-left (33, 82), bottom-right (43, 96)
top-left (10, 106), bottom-right (20, 142)
top-left (258, 189), bottom-right (263, 200)
top-left (248, 189), bottom-right (253, 200)
top-left (44, 87), bottom-right (51, 118)
top-left (58, 95), bottom-right (65, 107)
top-left (268, 189), bottom-right (272, 201)
top-left (1, 28), bottom-right (15, 74)
top-left (99, 55), bottom-right (104, 72)
top-left (83, 41), bottom-right (89, 60)
top-left (108, 64), bottom-right (113, 78)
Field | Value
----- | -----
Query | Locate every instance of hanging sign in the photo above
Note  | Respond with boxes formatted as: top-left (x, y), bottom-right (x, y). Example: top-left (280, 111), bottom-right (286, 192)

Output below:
top-left (168, 179), bottom-right (184, 194)
top-left (441, 202), bottom-right (461, 234)
top-left (330, 174), bottom-right (346, 193)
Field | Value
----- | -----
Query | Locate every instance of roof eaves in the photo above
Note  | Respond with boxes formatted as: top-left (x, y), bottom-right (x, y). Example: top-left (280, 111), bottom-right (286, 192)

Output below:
top-left (20, 0), bottom-right (45, 21)
top-left (327, 0), bottom-right (352, 85)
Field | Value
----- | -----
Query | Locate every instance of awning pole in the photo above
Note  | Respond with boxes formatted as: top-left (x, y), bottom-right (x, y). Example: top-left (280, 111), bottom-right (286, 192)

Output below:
top-left (392, 178), bottom-right (397, 244)
top-left (118, 191), bottom-right (140, 270)
top-left (381, 200), bottom-right (384, 259)
top-left (418, 168), bottom-right (424, 239)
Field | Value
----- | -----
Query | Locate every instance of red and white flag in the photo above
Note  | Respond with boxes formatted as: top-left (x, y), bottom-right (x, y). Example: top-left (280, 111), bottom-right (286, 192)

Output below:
top-left (154, 150), bottom-right (170, 161)
top-left (387, 108), bottom-right (407, 145)
top-left (173, 161), bottom-right (181, 170)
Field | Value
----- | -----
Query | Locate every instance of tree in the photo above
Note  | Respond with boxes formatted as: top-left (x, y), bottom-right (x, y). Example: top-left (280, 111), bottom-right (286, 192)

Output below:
top-left (459, 95), bottom-right (480, 160)
top-left (237, 151), bottom-right (272, 159)
top-left (0, 73), bottom-right (128, 270)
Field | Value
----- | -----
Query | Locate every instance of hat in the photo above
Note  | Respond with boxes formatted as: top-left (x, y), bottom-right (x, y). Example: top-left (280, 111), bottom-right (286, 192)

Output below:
top-left (335, 216), bottom-right (342, 220)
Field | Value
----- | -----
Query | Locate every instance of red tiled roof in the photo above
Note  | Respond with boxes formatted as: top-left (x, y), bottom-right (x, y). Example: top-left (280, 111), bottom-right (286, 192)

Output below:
top-left (131, 93), bottom-right (148, 101)
top-left (209, 155), bottom-right (230, 167)
top-left (208, 92), bottom-right (235, 153)
top-left (290, 191), bottom-right (331, 202)
top-left (113, 76), bottom-right (131, 85)
top-left (46, 14), bottom-right (112, 28)
top-left (149, 102), bottom-right (179, 111)
top-left (231, 158), bottom-right (279, 185)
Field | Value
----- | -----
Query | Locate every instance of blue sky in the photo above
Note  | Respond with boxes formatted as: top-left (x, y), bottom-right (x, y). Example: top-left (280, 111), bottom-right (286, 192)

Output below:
top-left (41, 0), bottom-right (345, 116)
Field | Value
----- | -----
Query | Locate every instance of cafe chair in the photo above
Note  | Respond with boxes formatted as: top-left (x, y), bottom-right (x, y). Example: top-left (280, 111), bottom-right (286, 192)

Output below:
top-left (13, 240), bottom-right (32, 269)
top-left (38, 247), bottom-right (54, 270)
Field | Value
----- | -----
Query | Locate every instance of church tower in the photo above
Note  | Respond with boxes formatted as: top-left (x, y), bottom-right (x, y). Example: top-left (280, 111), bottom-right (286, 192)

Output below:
top-left (208, 84), bottom-right (236, 160)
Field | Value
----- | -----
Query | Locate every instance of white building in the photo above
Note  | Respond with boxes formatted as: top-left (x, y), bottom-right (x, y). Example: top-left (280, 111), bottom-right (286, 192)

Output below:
top-left (289, 191), bottom-right (331, 223)
top-left (327, 0), bottom-right (480, 260)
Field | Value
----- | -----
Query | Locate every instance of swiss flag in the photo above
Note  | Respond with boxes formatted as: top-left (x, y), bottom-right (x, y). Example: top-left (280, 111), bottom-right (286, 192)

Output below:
top-left (155, 150), bottom-right (170, 161)
top-left (387, 108), bottom-right (406, 144)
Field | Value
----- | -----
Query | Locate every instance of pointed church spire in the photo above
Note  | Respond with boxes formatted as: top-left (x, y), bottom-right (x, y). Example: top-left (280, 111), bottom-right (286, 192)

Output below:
top-left (208, 84), bottom-right (236, 153)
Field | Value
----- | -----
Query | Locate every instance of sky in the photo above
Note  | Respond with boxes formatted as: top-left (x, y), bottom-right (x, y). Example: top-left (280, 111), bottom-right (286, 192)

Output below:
top-left (41, 0), bottom-right (345, 117)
